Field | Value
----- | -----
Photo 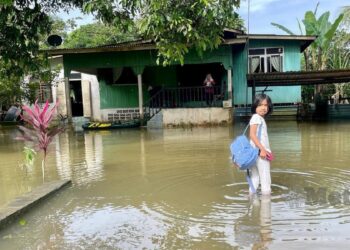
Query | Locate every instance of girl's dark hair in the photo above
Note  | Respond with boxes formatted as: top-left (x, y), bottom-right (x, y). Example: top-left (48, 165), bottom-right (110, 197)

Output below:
top-left (251, 94), bottom-right (273, 115)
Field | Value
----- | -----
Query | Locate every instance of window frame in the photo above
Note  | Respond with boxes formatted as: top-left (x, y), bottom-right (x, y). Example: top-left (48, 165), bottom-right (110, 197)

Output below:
top-left (37, 82), bottom-right (53, 103)
top-left (248, 47), bottom-right (284, 73)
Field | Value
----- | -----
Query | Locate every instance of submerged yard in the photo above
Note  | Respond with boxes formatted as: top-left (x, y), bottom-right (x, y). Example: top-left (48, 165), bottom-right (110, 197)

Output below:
top-left (0, 120), bottom-right (350, 249)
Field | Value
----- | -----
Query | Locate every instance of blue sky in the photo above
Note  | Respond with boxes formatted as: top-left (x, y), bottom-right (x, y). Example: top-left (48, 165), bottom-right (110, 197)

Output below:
top-left (59, 0), bottom-right (348, 34)
top-left (238, 0), bottom-right (348, 34)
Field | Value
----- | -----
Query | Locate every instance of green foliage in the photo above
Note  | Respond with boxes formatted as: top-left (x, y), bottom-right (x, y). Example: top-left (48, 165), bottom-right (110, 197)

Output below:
top-left (328, 39), bottom-right (350, 70)
top-left (271, 3), bottom-right (346, 101)
top-left (40, 15), bottom-right (78, 49)
top-left (1, 0), bottom-right (242, 108)
top-left (340, 6), bottom-right (350, 32)
top-left (0, 3), bottom-right (50, 75)
top-left (0, 54), bottom-right (59, 108)
top-left (271, 4), bottom-right (343, 71)
top-left (303, 10), bottom-right (343, 56)
top-left (0, 2), bottom-right (65, 107)
top-left (300, 8), bottom-right (343, 70)
top-left (19, 218), bottom-right (27, 226)
top-left (271, 23), bottom-right (295, 35)
top-left (1, 0), bottom-right (243, 82)
top-left (23, 146), bottom-right (36, 167)
top-left (83, 0), bottom-right (243, 65)
top-left (326, 6), bottom-right (350, 100)
top-left (63, 21), bottom-right (138, 48)
top-left (301, 85), bottom-right (314, 103)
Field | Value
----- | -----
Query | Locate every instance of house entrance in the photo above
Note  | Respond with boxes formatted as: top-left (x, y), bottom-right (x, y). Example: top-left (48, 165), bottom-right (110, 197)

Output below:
top-left (69, 80), bottom-right (83, 117)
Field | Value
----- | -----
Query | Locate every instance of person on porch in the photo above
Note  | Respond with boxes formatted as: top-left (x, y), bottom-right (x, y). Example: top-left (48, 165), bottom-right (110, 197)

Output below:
top-left (203, 73), bottom-right (215, 106)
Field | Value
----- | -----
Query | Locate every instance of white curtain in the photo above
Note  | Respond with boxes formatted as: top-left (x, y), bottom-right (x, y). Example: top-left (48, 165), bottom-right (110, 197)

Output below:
top-left (270, 56), bottom-right (281, 72)
top-left (113, 67), bottom-right (123, 82)
top-left (250, 57), bottom-right (260, 73)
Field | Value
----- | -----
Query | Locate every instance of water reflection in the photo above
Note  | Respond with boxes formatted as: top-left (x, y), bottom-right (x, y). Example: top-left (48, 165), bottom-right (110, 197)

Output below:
top-left (1, 121), bottom-right (350, 249)
top-left (54, 131), bottom-right (104, 185)
top-left (231, 195), bottom-right (271, 249)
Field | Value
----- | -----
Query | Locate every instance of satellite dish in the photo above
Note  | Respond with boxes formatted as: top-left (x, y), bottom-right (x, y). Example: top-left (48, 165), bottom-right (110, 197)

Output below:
top-left (47, 34), bottom-right (62, 47)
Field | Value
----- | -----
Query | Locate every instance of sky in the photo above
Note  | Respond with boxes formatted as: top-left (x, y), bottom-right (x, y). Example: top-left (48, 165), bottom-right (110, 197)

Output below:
top-left (238, 0), bottom-right (349, 34)
top-left (58, 0), bottom-right (348, 35)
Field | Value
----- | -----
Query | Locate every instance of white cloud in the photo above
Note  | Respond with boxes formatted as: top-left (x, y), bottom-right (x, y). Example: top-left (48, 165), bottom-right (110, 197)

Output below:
top-left (240, 0), bottom-right (282, 13)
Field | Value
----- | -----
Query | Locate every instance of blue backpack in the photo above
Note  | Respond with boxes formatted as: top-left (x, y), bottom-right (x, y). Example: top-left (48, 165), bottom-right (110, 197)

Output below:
top-left (230, 124), bottom-right (261, 170)
top-left (230, 124), bottom-right (261, 193)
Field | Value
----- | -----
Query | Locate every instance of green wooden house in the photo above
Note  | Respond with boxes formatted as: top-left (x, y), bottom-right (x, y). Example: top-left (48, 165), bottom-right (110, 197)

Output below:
top-left (48, 30), bottom-right (315, 126)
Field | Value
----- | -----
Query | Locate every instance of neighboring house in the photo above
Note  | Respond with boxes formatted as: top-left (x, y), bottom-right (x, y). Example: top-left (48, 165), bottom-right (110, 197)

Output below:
top-left (47, 30), bottom-right (316, 127)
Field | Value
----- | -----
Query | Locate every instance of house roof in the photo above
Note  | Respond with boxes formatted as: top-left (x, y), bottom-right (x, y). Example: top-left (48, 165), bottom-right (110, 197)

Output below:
top-left (46, 32), bottom-right (316, 56)
top-left (237, 34), bottom-right (316, 52)
top-left (247, 69), bottom-right (350, 87)
top-left (46, 39), bottom-right (156, 55)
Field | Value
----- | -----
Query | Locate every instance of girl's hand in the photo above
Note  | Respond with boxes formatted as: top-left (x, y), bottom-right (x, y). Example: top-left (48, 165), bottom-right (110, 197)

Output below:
top-left (260, 150), bottom-right (274, 161)
top-left (259, 148), bottom-right (268, 159)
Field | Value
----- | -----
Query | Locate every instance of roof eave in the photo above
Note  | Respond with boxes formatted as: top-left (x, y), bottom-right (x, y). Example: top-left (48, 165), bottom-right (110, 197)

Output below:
top-left (45, 41), bottom-right (156, 56)
top-left (237, 34), bottom-right (317, 52)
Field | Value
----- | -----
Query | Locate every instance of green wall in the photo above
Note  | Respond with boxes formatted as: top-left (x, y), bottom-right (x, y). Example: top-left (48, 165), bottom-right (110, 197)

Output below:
top-left (63, 46), bottom-right (232, 109)
top-left (99, 66), bottom-right (178, 109)
top-left (233, 40), bottom-right (302, 105)
top-left (62, 41), bottom-right (303, 108)
top-left (99, 82), bottom-right (139, 108)
top-left (143, 66), bottom-right (177, 87)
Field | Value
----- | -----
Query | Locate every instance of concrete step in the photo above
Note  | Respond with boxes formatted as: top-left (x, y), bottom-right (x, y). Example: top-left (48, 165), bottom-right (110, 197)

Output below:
top-left (0, 180), bottom-right (71, 231)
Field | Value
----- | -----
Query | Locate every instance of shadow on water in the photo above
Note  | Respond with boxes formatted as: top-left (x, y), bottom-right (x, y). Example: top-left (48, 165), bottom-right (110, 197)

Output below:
top-left (0, 120), bottom-right (350, 249)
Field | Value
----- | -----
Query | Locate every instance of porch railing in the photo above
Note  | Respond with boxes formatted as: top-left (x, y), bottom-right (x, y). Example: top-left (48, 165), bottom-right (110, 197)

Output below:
top-left (143, 85), bottom-right (226, 120)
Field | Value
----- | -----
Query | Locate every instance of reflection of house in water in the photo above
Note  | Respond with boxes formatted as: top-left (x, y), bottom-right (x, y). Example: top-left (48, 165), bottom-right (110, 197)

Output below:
top-left (54, 132), bottom-right (103, 185)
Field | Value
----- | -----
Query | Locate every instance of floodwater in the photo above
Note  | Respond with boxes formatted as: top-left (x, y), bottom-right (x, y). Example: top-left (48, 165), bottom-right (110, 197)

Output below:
top-left (0, 120), bottom-right (350, 249)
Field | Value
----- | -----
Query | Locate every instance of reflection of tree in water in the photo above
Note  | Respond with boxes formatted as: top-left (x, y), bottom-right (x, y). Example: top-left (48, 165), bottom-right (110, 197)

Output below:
top-left (234, 195), bottom-right (272, 249)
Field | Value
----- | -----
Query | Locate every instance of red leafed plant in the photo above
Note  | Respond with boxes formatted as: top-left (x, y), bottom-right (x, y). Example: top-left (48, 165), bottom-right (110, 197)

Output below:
top-left (17, 99), bottom-right (64, 180)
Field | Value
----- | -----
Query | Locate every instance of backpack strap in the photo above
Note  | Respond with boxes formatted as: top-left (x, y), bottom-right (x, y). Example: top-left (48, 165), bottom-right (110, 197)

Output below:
top-left (242, 123), bottom-right (250, 135)
top-left (246, 169), bottom-right (256, 194)
top-left (243, 122), bottom-right (262, 139)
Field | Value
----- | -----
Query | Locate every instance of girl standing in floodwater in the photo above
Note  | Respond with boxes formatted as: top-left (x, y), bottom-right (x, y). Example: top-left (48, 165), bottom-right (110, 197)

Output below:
top-left (249, 94), bottom-right (274, 195)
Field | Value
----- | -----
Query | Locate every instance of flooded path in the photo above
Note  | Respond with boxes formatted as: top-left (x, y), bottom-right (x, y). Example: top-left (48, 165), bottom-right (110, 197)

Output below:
top-left (0, 120), bottom-right (350, 249)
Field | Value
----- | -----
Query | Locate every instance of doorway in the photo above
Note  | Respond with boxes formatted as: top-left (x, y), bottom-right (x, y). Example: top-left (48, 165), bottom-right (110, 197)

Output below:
top-left (69, 80), bottom-right (83, 117)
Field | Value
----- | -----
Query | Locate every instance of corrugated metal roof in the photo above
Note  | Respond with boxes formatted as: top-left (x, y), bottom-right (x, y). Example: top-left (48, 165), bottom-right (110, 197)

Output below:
top-left (247, 69), bottom-right (350, 86)
top-left (238, 34), bottom-right (316, 52)
top-left (46, 39), bottom-right (156, 55)
top-left (45, 33), bottom-right (316, 55)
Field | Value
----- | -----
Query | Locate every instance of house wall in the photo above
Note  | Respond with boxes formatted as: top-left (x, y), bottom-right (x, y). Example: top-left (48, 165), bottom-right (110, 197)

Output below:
top-left (161, 107), bottom-right (233, 127)
top-left (62, 46), bottom-right (233, 112)
top-left (59, 41), bottom-right (303, 121)
top-left (232, 40), bottom-right (302, 105)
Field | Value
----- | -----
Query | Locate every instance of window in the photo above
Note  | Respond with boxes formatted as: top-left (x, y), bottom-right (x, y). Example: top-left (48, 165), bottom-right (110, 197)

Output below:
top-left (248, 47), bottom-right (283, 73)
top-left (37, 83), bottom-right (53, 103)
top-left (97, 67), bottom-right (137, 85)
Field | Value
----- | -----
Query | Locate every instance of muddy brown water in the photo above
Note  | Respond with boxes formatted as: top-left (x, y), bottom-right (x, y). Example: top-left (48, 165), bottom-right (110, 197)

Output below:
top-left (0, 120), bottom-right (350, 249)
